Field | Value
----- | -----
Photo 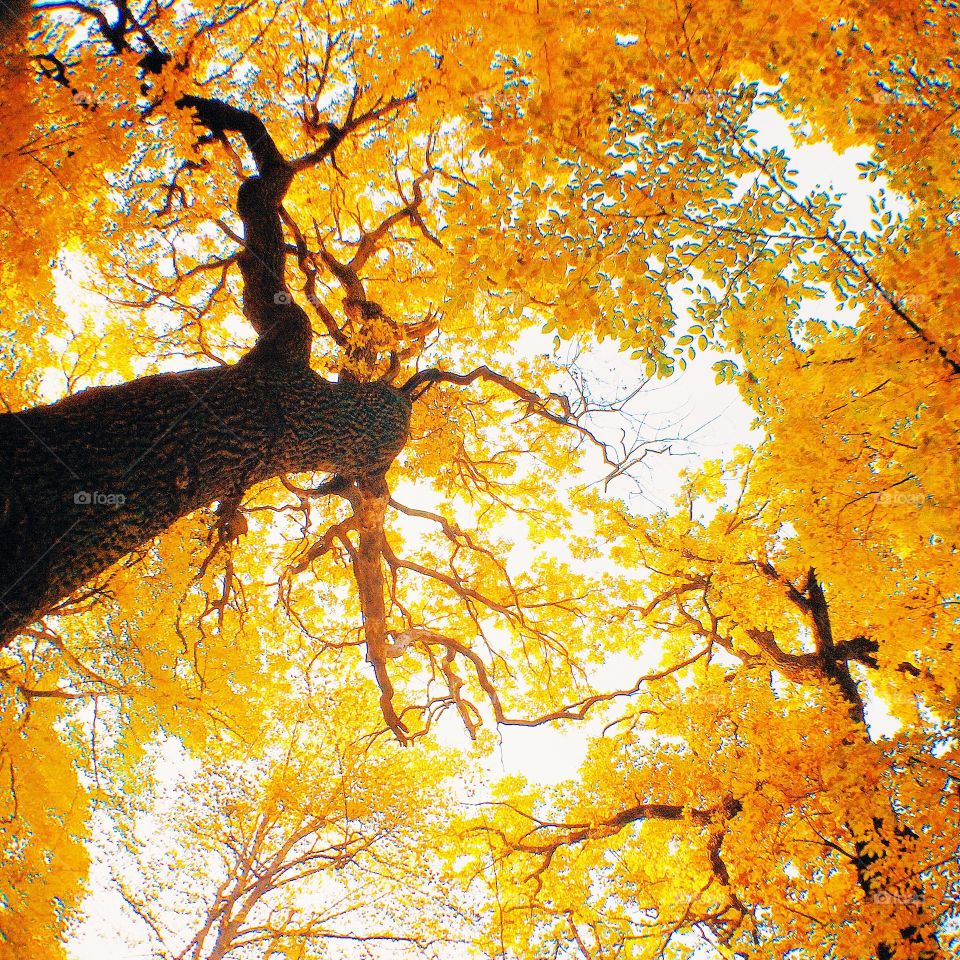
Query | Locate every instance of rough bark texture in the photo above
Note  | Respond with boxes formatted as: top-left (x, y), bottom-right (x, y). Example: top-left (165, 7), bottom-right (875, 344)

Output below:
top-left (0, 352), bottom-right (409, 642)
top-left (0, 89), bottom-right (423, 646)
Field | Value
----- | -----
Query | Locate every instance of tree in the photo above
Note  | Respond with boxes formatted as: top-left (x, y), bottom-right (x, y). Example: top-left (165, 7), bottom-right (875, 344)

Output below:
top-left (96, 691), bottom-right (469, 960)
top-left (1, 1), bottom-right (958, 958)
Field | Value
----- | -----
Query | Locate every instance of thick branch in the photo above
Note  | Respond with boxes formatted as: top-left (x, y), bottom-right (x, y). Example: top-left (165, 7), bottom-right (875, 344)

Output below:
top-left (176, 95), bottom-right (310, 365)
top-left (341, 475), bottom-right (408, 742)
top-left (485, 795), bottom-right (743, 897)
top-left (750, 565), bottom-right (870, 723)
top-left (36, 0), bottom-right (170, 74)
top-left (289, 91), bottom-right (416, 173)
top-left (174, 91), bottom-right (417, 370)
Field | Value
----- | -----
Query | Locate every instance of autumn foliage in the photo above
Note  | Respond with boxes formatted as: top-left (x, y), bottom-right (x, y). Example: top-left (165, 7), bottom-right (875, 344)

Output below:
top-left (1, 1), bottom-right (959, 958)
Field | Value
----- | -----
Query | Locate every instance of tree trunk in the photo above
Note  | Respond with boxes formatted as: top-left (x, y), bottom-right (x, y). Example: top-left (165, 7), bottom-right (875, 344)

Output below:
top-left (0, 351), bottom-right (410, 643)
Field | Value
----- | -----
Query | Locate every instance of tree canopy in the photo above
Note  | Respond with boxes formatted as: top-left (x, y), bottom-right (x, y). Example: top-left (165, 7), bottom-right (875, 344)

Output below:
top-left (1, 1), bottom-right (959, 958)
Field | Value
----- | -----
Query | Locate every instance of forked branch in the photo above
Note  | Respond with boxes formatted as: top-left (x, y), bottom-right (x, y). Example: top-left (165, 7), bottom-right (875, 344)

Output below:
top-left (173, 90), bottom-right (417, 368)
top-left (401, 365), bottom-right (647, 482)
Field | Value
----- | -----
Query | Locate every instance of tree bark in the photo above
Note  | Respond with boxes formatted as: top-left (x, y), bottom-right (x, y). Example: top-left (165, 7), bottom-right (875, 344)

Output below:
top-left (0, 351), bottom-right (410, 643)
top-left (0, 90), bottom-right (423, 645)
